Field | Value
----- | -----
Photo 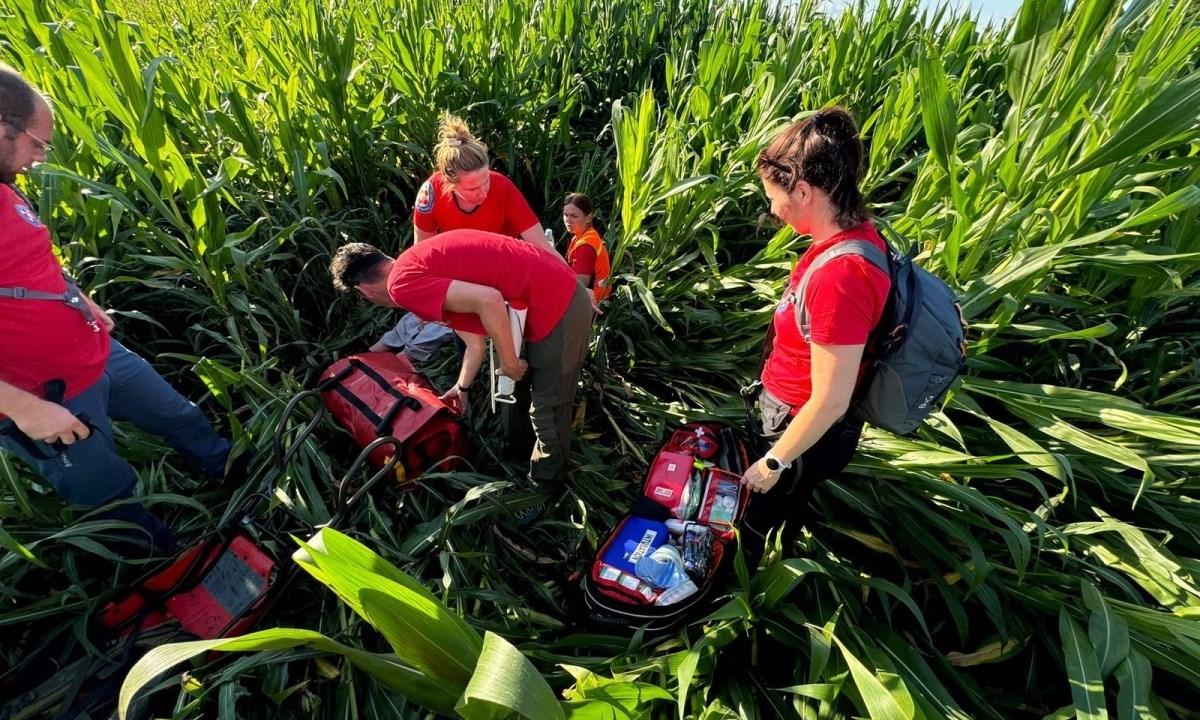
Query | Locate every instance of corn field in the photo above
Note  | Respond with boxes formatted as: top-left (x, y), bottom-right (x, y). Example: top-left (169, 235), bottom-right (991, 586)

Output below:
top-left (2, 0), bottom-right (1200, 717)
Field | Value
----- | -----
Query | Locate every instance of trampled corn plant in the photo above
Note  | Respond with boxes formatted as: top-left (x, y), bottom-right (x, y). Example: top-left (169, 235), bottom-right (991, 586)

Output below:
top-left (594, 0), bottom-right (1200, 716)
top-left (118, 528), bottom-right (673, 720)
top-left (3, 0), bottom-right (1200, 717)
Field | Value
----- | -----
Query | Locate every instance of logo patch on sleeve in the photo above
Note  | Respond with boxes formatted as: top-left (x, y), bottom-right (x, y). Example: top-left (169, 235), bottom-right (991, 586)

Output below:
top-left (415, 181), bottom-right (435, 214)
top-left (15, 204), bottom-right (42, 227)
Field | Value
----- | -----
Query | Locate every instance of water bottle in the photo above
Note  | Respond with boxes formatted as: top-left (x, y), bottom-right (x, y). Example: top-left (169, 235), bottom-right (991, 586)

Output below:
top-left (544, 227), bottom-right (555, 247)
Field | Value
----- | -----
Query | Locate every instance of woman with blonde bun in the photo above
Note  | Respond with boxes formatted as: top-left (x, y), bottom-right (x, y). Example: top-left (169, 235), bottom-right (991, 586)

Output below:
top-left (411, 114), bottom-right (552, 252)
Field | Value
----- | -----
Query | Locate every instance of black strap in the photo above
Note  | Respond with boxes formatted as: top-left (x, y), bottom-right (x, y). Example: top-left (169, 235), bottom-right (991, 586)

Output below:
top-left (375, 395), bottom-right (422, 436)
top-left (346, 358), bottom-right (422, 434)
top-left (792, 239), bottom-right (891, 342)
top-left (331, 384), bottom-right (385, 429)
top-left (847, 230), bottom-right (913, 410)
top-left (347, 358), bottom-right (406, 400)
top-left (328, 359), bottom-right (423, 437)
top-left (740, 321), bottom-right (774, 444)
top-left (0, 274), bottom-right (102, 333)
top-left (0, 286), bottom-right (67, 301)
top-left (316, 362), bottom-right (355, 391)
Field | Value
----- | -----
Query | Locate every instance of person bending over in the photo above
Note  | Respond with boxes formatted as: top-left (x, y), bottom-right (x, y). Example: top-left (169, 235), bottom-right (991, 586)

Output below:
top-left (330, 230), bottom-right (591, 493)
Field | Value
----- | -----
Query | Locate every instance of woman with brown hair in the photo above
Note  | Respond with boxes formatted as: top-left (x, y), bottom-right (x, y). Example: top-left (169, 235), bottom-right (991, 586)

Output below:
top-left (739, 106), bottom-right (891, 554)
top-left (561, 192), bottom-right (612, 304)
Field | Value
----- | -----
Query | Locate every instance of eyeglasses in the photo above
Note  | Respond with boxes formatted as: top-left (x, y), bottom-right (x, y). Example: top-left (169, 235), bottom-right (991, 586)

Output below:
top-left (2, 118), bottom-right (53, 154)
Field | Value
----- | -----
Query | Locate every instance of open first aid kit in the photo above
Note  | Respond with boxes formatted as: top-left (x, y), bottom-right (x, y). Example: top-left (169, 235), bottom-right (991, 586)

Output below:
top-left (580, 422), bottom-right (749, 632)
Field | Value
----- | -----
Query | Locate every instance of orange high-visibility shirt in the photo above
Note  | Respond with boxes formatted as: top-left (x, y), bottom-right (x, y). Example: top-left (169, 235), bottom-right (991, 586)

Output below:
top-left (566, 227), bottom-right (612, 303)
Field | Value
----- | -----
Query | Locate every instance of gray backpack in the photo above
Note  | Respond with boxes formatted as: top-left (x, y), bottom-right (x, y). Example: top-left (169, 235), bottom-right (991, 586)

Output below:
top-left (793, 238), bottom-right (967, 435)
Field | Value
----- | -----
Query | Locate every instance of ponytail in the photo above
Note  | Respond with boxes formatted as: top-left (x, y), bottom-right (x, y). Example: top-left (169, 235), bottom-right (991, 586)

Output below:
top-left (756, 105), bottom-right (868, 228)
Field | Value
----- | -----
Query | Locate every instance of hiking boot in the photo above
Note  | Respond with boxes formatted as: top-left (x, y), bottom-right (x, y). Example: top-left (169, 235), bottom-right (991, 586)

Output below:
top-left (512, 500), bottom-right (544, 527)
top-left (500, 477), bottom-right (549, 528)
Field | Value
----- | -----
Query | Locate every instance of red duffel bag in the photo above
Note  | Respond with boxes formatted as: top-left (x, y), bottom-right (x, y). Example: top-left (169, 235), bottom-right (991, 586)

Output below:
top-left (318, 352), bottom-right (466, 484)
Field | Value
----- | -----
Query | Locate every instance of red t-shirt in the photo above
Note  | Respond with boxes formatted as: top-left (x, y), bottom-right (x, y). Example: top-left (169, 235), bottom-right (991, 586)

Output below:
top-left (0, 184), bottom-right (110, 406)
top-left (387, 229), bottom-right (577, 342)
top-left (412, 171), bottom-right (539, 238)
top-left (568, 243), bottom-right (597, 275)
top-left (761, 221), bottom-right (891, 409)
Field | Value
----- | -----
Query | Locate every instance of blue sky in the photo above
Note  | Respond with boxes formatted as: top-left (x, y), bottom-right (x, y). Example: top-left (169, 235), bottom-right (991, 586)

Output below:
top-left (823, 0), bottom-right (1024, 25)
top-left (919, 0), bottom-right (1023, 23)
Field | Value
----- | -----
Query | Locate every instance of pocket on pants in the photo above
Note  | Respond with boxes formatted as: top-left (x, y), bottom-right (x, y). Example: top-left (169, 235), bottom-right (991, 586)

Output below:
top-left (758, 387), bottom-right (794, 439)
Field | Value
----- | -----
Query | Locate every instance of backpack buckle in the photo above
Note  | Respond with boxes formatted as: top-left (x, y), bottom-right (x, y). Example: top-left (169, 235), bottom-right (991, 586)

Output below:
top-left (739, 380), bottom-right (762, 399)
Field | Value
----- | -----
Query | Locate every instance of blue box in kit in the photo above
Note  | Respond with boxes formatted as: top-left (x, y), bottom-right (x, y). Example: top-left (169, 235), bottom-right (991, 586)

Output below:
top-left (579, 421), bottom-right (750, 634)
top-left (599, 517), bottom-right (668, 577)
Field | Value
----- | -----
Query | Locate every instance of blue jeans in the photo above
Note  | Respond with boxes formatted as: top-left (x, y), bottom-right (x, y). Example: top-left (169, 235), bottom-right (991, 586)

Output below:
top-left (0, 340), bottom-right (230, 551)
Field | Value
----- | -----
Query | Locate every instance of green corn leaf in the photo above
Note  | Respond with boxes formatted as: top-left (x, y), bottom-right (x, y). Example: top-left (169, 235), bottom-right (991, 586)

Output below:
top-left (1045, 706), bottom-right (1079, 720)
top-left (779, 683), bottom-right (841, 702)
top-left (951, 393), bottom-right (1070, 483)
top-left (1059, 608), bottom-right (1109, 720)
top-left (0, 526), bottom-right (47, 569)
top-left (917, 48), bottom-right (957, 176)
top-left (455, 631), bottom-right (565, 720)
top-left (561, 677), bottom-right (672, 718)
top-left (1059, 72), bottom-right (1200, 179)
top-left (1005, 0), bottom-right (1065, 110)
top-left (294, 529), bottom-right (482, 683)
top-left (752, 556), bottom-right (829, 609)
top-left (808, 608), bottom-right (840, 685)
top-left (118, 629), bottom-right (461, 719)
top-left (828, 633), bottom-right (913, 720)
top-left (1081, 581), bottom-right (1130, 678)
top-left (872, 625), bottom-right (973, 720)
top-left (675, 640), bottom-right (704, 720)
top-left (1119, 185), bottom-right (1200, 229)
top-left (1114, 652), bottom-right (1155, 720)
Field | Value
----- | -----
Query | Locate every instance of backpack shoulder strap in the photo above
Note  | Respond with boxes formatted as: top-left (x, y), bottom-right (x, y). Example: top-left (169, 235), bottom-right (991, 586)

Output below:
top-left (794, 240), bottom-right (891, 341)
top-left (0, 273), bottom-right (102, 332)
top-left (0, 286), bottom-right (67, 302)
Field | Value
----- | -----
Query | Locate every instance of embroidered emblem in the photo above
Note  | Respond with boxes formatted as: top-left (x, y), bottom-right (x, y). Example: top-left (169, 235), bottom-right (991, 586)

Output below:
top-left (776, 291), bottom-right (797, 315)
top-left (415, 181), bottom-right (435, 214)
top-left (15, 203), bottom-right (41, 227)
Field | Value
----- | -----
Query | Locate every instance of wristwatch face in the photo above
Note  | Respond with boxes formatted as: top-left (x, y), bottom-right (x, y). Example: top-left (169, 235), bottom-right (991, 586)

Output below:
top-left (765, 456), bottom-right (782, 471)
